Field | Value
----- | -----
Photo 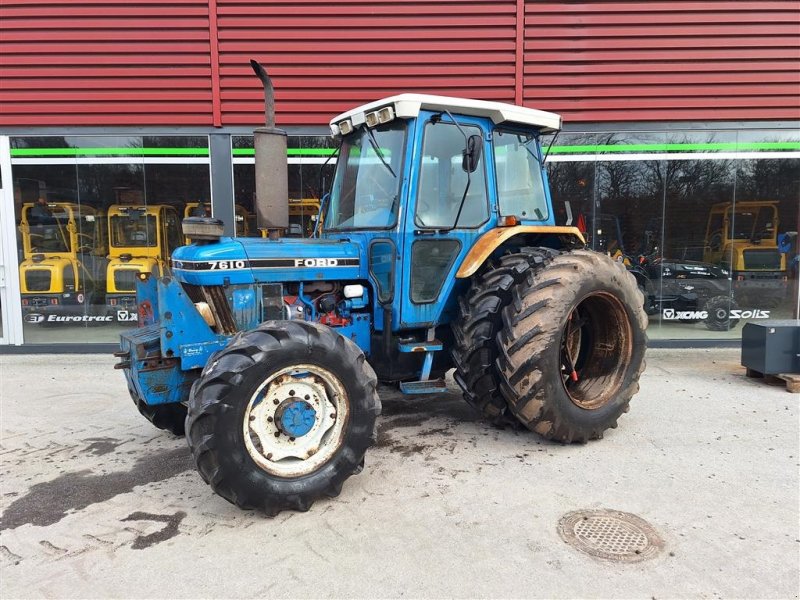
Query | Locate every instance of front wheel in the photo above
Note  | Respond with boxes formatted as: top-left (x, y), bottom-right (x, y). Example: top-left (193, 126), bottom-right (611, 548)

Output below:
top-left (186, 320), bottom-right (380, 515)
top-left (497, 250), bottom-right (647, 443)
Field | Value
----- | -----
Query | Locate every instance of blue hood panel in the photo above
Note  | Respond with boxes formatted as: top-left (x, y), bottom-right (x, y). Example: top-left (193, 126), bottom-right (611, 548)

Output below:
top-left (171, 237), bottom-right (363, 285)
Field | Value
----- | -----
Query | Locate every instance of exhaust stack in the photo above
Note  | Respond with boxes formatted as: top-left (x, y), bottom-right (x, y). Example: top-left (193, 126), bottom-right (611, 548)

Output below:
top-left (250, 59), bottom-right (288, 240)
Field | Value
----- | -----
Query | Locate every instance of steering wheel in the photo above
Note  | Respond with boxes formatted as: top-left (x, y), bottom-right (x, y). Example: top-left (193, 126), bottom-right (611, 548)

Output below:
top-left (76, 233), bottom-right (94, 253)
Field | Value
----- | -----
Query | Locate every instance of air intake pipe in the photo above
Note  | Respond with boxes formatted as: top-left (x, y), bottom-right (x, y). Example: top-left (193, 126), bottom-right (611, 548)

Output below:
top-left (250, 59), bottom-right (289, 240)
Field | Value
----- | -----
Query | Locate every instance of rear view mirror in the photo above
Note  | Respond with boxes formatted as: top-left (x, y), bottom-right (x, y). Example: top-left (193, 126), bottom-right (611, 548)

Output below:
top-left (462, 134), bottom-right (483, 173)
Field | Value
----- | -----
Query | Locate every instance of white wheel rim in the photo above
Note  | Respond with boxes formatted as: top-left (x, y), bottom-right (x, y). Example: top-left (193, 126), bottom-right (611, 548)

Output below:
top-left (242, 364), bottom-right (349, 477)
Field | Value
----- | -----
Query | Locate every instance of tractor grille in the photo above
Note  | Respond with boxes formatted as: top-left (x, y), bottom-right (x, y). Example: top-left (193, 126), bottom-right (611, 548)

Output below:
top-left (25, 270), bottom-right (51, 292)
top-left (114, 269), bottom-right (138, 292)
top-left (743, 249), bottom-right (781, 270)
top-left (181, 283), bottom-right (238, 335)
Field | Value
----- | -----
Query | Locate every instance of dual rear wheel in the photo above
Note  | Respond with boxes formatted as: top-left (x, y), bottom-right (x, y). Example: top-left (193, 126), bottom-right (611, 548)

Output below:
top-left (452, 248), bottom-right (648, 442)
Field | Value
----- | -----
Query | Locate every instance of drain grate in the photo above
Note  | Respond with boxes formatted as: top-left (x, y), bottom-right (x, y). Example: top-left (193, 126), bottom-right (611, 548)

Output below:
top-left (557, 509), bottom-right (663, 562)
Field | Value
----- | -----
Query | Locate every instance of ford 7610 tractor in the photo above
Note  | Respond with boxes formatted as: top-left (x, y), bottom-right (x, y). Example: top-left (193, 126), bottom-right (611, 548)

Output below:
top-left (116, 63), bottom-right (647, 515)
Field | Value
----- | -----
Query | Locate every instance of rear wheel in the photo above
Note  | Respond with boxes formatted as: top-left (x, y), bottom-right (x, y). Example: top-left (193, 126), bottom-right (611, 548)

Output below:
top-left (497, 250), bottom-right (647, 442)
top-left (186, 320), bottom-right (380, 515)
top-left (451, 248), bottom-right (557, 425)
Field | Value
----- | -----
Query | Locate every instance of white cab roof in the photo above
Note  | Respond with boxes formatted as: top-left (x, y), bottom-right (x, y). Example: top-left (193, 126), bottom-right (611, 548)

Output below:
top-left (329, 93), bottom-right (561, 135)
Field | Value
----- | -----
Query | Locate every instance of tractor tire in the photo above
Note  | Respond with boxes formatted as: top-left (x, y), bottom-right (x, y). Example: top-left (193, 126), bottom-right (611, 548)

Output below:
top-left (497, 249), bottom-right (647, 443)
top-left (703, 295), bottom-right (740, 331)
top-left (128, 383), bottom-right (187, 436)
top-left (451, 247), bottom-right (558, 425)
top-left (185, 320), bottom-right (380, 515)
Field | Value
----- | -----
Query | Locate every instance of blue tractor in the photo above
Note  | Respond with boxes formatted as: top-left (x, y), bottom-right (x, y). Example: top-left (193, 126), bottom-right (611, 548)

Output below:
top-left (117, 64), bottom-right (647, 514)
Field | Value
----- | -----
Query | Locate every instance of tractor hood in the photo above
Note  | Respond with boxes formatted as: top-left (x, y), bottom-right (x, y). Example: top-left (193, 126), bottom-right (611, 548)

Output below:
top-left (171, 237), bottom-right (362, 286)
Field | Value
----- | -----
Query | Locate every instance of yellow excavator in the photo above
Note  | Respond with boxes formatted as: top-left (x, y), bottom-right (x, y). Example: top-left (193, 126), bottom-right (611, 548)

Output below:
top-left (18, 201), bottom-right (107, 323)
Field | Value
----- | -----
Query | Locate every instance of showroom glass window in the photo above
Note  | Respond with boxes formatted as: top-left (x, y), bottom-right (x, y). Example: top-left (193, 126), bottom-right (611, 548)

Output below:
top-left (9, 135), bottom-right (211, 344)
top-left (546, 129), bottom-right (799, 341)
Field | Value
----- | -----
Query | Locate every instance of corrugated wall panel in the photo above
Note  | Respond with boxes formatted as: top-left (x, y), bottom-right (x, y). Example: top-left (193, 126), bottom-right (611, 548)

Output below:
top-left (523, 1), bottom-right (800, 122)
top-left (0, 1), bottom-right (798, 127)
top-left (0, 0), bottom-right (214, 126)
top-left (216, 0), bottom-right (518, 126)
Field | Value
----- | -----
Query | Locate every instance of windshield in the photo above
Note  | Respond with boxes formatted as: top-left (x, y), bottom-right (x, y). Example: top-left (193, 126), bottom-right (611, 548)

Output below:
top-left (25, 204), bottom-right (72, 253)
top-left (728, 206), bottom-right (776, 241)
top-left (110, 214), bottom-right (158, 248)
top-left (325, 121), bottom-right (406, 230)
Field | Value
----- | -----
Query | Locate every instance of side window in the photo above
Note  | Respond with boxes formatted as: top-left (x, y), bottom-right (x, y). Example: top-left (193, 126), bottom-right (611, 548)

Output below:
top-left (410, 239), bottom-right (461, 303)
top-left (415, 122), bottom-right (488, 229)
top-left (369, 240), bottom-right (395, 303)
top-left (493, 130), bottom-right (548, 220)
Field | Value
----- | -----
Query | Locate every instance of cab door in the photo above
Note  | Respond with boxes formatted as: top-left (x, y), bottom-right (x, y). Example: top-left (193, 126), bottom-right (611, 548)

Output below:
top-left (399, 112), bottom-right (495, 328)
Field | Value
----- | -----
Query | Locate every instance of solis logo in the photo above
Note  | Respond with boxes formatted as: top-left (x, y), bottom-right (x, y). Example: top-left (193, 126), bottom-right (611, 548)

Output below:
top-left (730, 309), bottom-right (771, 319)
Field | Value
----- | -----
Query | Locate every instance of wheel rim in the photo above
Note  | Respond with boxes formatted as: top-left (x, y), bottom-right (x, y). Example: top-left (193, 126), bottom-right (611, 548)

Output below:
top-left (243, 364), bottom-right (349, 477)
top-left (560, 292), bottom-right (633, 410)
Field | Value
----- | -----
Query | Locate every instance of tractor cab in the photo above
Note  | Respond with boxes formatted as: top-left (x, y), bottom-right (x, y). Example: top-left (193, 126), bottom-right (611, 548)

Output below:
top-left (323, 94), bottom-right (565, 331)
top-left (106, 204), bottom-right (182, 311)
top-left (19, 201), bottom-right (106, 317)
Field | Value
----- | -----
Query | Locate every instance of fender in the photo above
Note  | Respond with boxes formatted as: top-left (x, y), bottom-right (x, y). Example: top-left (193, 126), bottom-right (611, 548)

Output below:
top-left (455, 226), bottom-right (586, 278)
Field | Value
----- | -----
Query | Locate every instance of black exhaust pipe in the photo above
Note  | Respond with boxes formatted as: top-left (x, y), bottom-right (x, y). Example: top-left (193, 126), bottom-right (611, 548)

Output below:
top-left (250, 60), bottom-right (289, 240)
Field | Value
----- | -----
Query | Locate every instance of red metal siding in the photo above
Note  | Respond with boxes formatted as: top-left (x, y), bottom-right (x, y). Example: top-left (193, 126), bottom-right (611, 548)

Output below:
top-left (523, 1), bottom-right (800, 122)
top-left (216, 0), bottom-right (518, 126)
top-left (0, 1), bottom-right (798, 127)
top-left (0, 0), bottom-right (215, 126)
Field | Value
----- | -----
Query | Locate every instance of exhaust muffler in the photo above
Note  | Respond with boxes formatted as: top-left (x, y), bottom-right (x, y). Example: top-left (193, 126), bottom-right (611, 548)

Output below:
top-left (250, 60), bottom-right (289, 240)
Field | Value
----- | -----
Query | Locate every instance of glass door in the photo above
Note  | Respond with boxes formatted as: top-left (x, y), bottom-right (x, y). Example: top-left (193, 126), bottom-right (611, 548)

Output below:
top-left (0, 136), bottom-right (23, 345)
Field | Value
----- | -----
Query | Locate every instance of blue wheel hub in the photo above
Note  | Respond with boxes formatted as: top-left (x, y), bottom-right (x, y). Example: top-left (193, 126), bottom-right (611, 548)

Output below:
top-left (275, 399), bottom-right (316, 437)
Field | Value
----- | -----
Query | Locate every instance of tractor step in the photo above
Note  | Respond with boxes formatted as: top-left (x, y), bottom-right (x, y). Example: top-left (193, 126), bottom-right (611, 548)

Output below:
top-left (399, 378), bottom-right (448, 395)
top-left (397, 340), bottom-right (443, 353)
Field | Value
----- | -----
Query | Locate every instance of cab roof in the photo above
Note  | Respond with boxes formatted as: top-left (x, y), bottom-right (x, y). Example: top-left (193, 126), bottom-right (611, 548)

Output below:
top-left (329, 93), bottom-right (562, 136)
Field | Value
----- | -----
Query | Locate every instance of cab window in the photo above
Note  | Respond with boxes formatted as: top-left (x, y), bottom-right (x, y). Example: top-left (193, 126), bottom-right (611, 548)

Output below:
top-left (415, 121), bottom-right (488, 229)
top-left (493, 130), bottom-right (548, 221)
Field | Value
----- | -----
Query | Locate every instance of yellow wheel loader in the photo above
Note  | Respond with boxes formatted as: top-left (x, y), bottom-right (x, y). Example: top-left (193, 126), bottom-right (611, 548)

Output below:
top-left (106, 204), bottom-right (182, 321)
top-left (704, 201), bottom-right (788, 307)
top-left (19, 201), bottom-right (107, 324)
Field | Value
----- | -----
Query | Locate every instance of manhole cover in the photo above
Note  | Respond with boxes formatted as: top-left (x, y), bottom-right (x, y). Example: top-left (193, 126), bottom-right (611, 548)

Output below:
top-left (557, 509), bottom-right (663, 562)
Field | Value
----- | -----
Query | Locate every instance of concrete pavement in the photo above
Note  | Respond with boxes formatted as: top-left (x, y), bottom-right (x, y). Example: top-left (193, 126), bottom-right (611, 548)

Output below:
top-left (0, 349), bottom-right (798, 599)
